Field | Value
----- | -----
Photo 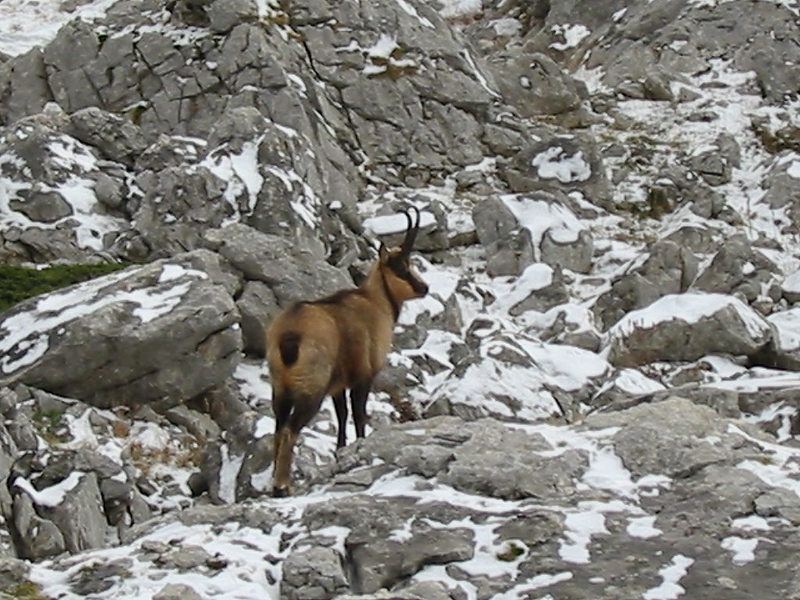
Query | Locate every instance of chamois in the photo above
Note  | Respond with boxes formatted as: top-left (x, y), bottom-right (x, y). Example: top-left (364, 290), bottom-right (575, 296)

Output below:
top-left (266, 207), bottom-right (429, 497)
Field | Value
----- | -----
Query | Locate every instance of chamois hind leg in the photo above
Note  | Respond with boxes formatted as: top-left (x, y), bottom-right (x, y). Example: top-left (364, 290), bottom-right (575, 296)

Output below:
top-left (332, 390), bottom-right (348, 448)
top-left (272, 393), bottom-right (325, 497)
top-left (350, 380), bottom-right (373, 440)
top-left (271, 389), bottom-right (295, 497)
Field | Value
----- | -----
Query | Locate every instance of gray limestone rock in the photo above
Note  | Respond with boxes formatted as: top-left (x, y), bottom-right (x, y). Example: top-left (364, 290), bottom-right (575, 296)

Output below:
top-left (472, 196), bottom-right (534, 277)
top-left (281, 546), bottom-right (349, 600)
top-left (604, 293), bottom-right (772, 367)
top-left (68, 107), bottom-right (148, 166)
top-left (491, 52), bottom-right (584, 117)
top-left (594, 240), bottom-right (698, 331)
top-left (688, 146), bottom-right (733, 186)
top-left (0, 255), bottom-right (242, 410)
top-left (39, 471), bottom-right (107, 554)
top-left (154, 583), bottom-right (205, 600)
top-left (204, 223), bottom-right (352, 307)
top-left (438, 419), bottom-right (587, 500)
top-left (691, 235), bottom-right (779, 303)
top-left (500, 132), bottom-right (612, 209)
top-left (12, 493), bottom-right (66, 560)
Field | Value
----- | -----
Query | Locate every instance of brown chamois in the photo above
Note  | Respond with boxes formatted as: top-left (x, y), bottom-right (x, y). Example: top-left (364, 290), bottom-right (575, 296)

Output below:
top-left (266, 208), bottom-right (429, 497)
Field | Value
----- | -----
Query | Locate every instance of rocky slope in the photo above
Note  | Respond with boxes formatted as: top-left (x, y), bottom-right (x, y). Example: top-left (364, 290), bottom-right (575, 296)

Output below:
top-left (2, 0), bottom-right (800, 598)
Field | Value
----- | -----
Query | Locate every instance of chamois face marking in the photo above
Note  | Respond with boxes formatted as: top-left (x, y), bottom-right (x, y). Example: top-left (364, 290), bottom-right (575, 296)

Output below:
top-left (380, 246), bottom-right (429, 302)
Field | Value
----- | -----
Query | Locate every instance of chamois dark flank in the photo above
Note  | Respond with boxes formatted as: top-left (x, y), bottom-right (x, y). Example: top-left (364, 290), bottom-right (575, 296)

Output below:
top-left (266, 207), bottom-right (429, 497)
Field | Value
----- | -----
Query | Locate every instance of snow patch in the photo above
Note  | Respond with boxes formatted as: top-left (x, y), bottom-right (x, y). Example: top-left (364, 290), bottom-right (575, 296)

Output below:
top-left (14, 472), bottom-right (84, 507)
top-left (550, 24), bottom-right (591, 51)
top-left (642, 555), bottom-right (695, 600)
top-left (531, 147), bottom-right (592, 183)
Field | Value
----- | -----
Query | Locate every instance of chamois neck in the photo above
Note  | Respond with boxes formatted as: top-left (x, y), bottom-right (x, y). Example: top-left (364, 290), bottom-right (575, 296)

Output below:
top-left (362, 263), bottom-right (401, 322)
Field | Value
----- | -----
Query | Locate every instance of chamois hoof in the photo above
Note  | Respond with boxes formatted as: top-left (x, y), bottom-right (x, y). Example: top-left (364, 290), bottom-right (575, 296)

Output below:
top-left (272, 486), bottom-right (290, 498)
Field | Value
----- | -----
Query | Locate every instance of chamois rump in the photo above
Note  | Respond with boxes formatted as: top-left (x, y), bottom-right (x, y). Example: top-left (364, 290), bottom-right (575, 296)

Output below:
top-left (266, 208), bottom-right (429, 497)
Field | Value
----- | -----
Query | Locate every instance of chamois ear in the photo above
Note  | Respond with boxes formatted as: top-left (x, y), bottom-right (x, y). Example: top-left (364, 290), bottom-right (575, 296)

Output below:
top-left (378, 242), bottom-right (390, 261)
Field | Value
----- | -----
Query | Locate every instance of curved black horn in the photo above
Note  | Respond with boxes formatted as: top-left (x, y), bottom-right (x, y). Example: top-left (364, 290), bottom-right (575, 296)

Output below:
top-left (401, 206), bottom-right (420, 254)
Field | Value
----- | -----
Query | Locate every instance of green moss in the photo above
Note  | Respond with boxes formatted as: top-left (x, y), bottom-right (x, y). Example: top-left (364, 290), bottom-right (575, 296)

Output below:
top-left (32, 409), bottom-right (68, 444)
top-left (0, 263), bottom-right (130, 315)
top-left (8, 581), bottom-right (48, 600)
top-left (496, 541), bottom-right (526, 562)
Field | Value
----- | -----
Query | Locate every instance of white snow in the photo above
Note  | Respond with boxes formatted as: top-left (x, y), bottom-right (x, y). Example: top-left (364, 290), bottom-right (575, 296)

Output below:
top-left (767, 307), bottom-right (800, 351)
top-left (14, 472), bottom-right (84, 507)
top-left (558, 502), bottom-right (612, 564)
top-left (500, 194), bottom-right (586, 259)
top-left (203, 138), bottom-right (265, 222)
top-left (531, 146), bottom-right (592, 183)
top-left (627, 516), bottom-right (663, 539)
top-left (721, 536), bottom-right (758, 565)
top-left (395, 0), bottom-right (435, 28)
top-left (0, 0), bottom-right (119, 56)
top-left (642, 555), bottom-right (695, 600)
top-left (439, 0), bottom-right (482, 20)
top-left (218, 444), bottom-right (245, 505)
top-left (550, 24), bottom-right (591, 51)
top-left (363, 210), bottom-right (437, 236)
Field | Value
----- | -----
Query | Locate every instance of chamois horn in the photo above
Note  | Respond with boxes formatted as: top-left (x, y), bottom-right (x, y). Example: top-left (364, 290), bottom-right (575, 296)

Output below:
top-left (400, 206), bottom-right (421, 255)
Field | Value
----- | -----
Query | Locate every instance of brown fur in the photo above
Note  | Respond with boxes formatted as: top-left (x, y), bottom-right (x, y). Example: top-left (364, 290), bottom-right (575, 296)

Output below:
top-left (267, 220), bottom-right (428, 496)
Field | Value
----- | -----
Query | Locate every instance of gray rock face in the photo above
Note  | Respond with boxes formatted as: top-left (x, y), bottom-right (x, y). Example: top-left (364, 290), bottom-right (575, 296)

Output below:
top-left (126, 166), bottom-right (231, 261)
top-left (762, 154), bottom-right (800, 232)
top-left (153, 583), bottom-right (205, 600)
top-left (492, 52), bottom-right (584, 117)
top-left (333, 581), bottom-right (453, 600)
top-left (751, 307), bottom-right (800, 371)
top-left (0, 252), bottom-right (241, 410)
top-left (688, 146), bottom-right (733, 186)
top-left (500, 131), bottom-right (612, 209)
top-left (68, 107), bottom-right (148, 166)
top-left (281, 546), bottom-right (349, 600)
top-left (691, 235), bottom-right (779, 302)
top-left (604, 293), bottom-right (772, 367)
top-left (472, 196), bottom-right (534, 277)
top-left (12, 493), bottom-right (66, 559)
top-left (438, 420), bottom-right (588, 500)
top-left (37, 471), bottom-right (107, 554)
top-left (594, 240), bottom-right (698, 331)
top-left (204, 223), bottom-right (352, 307)
top-left (587, 398), bottom-right (732, 479)
top-left (303, 495), bottom-right (475, 595)
top-left (0, 113), bottom-right (128, 263)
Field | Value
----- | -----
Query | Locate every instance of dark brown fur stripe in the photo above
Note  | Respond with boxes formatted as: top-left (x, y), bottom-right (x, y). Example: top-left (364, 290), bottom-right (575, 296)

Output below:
top-left (278, 332), bottom-right (302, 366)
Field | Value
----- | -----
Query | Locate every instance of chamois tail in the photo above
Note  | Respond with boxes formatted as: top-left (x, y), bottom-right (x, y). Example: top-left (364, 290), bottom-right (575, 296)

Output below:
top-left (278, 332), bottom-right (302, 367)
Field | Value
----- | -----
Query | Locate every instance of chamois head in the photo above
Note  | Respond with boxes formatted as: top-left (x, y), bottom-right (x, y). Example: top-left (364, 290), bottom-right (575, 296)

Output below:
top-left (377, 207), bottom-right (429, 302)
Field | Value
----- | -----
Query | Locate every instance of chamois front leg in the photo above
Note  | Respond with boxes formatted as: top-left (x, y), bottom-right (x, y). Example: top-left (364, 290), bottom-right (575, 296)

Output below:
top-left (332, 391), bottom-right (348, 448)
top-left (350, 380), bottom-right (373, 440)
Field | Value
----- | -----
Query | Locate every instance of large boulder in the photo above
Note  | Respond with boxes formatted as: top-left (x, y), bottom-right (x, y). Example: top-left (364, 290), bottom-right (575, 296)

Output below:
top-left (0, 250), bottom-right (241, 410)
top-left (603, 293), bottom-right (773, 367)
top-left (691, 235), bottom-right (779, 302)
top-left (203, 223), bottom-right (352, 308)
top-left (499, 130), bottom-right (612, 209)
top-left (593, 240), bottom-right (698, 331)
